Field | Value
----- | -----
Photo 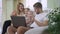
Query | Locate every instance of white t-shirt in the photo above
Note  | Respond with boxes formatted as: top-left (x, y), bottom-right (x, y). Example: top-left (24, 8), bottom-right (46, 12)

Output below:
top-left (30, 12), bottom-right (48, 28)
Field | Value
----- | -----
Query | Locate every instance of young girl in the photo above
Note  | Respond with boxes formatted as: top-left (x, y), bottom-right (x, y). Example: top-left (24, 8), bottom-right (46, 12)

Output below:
top-left (24, 8), bottom-right (34, 27)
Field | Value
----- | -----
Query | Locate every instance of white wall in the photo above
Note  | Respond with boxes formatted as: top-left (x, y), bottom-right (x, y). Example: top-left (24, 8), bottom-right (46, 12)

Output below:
top-left (47, 0), bottom-right (60, 9)
top-left (2, 0), bottom-right (13, 28)
top-left (2, 0), bottom-right (7, 27)
top-left (6, 0), bottom-right (13, 20)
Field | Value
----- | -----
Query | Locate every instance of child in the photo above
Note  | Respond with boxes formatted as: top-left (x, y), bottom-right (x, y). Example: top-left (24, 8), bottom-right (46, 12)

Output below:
top-left (24, 8), bottom-right (34, 27)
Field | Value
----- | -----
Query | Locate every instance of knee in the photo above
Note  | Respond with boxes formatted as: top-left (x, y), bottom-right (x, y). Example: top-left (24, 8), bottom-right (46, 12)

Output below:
top-left (17, 26), bottom-right (26, 32)
top-left (7, 26), bottom-right (13, 32)
top-left (17, 26), bottom-right (25, 34)
top-left (17, 26), bottom-right (25, 31)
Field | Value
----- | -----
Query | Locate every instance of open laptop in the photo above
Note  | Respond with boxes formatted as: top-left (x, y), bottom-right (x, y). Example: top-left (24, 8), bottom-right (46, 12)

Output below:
top-left (11, 16), bottom-right (27, 28)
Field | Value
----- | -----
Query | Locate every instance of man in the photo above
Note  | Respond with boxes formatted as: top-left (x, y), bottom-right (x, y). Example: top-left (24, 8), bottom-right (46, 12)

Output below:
top-left (30, 2), bottom-right (48, 28)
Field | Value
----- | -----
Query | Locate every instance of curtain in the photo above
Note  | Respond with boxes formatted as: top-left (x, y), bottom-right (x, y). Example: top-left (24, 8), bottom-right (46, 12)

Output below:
top-left (0, 0), bottom-right (2, 27)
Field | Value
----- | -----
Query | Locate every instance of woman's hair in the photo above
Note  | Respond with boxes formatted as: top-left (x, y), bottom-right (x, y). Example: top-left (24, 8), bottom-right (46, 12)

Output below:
top-left (17, 3), bottom-right (24, 14)
top-left (17, 3), bottom-right (24, 7)
top-left (33, 2), bottom-right (42, 8)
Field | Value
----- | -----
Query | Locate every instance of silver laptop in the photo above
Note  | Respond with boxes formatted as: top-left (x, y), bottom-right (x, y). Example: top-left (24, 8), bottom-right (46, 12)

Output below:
top-left (11, 16), bottom-right (27, 28)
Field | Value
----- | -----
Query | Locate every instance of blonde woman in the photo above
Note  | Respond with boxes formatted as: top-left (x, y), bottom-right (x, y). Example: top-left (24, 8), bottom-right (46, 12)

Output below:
top-left (7, 3), bottom-right (34, 34)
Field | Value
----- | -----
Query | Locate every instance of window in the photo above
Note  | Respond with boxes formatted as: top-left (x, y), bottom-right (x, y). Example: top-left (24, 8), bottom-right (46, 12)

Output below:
top-left (25, 0), bottom-right (38, 11)
top-left (0, 0), bottom-right (2, 24)
top-left (41, 0), bottom-right (47, 10)
top-left (25, 0), bottom-right (47, 10)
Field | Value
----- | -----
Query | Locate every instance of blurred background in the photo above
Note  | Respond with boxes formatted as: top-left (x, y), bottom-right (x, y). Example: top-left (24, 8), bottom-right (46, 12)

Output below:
top-left (0, 0), bottom-right (60, 34)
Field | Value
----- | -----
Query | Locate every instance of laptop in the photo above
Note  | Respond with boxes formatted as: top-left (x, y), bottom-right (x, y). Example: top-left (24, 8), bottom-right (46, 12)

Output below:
top-left (11, 16), bottom-right (27, 28)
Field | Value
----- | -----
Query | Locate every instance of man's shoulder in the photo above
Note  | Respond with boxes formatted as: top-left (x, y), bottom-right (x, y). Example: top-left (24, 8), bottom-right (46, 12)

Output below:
top-left (36, 13), bottom-right (46, 16)
top-left (35, 13), bottom-right (48, 18)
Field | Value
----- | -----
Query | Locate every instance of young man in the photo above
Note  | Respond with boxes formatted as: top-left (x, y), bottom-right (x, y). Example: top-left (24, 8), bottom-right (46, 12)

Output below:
top-left (30, 2), bottom-right (48, 28)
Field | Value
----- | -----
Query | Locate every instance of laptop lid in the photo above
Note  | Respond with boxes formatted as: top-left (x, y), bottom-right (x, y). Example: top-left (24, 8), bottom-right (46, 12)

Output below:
top-left (11, 16), bottom-right (27, 28)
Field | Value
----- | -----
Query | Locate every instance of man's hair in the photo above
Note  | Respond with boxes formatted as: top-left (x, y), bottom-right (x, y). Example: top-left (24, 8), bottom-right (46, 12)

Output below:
top-left (33, 2), bottom-right (42, 8)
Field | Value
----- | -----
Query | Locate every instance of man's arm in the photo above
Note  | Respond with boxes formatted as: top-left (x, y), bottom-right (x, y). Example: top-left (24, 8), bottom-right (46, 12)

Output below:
top-left (34, 19), bottom-right (48, 26)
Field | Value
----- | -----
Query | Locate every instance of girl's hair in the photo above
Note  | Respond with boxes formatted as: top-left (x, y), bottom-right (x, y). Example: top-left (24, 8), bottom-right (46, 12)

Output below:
top-left (25, 8), bottom-right (30, 10)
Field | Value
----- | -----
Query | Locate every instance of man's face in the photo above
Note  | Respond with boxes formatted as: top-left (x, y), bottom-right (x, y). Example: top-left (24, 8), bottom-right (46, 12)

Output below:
top-left (34, 7), bottom-right (42, 14)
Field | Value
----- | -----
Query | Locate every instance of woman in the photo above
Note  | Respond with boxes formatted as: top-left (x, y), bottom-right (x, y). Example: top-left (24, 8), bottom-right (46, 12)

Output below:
top-left (7, 3), bottom-right (34, 34)
top-left (11, 3), bottom-right (25, 16)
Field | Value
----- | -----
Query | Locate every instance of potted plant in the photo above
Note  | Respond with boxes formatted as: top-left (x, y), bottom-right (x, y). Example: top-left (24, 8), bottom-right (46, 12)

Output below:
top-left (48, 7), bottom-right (60, 34)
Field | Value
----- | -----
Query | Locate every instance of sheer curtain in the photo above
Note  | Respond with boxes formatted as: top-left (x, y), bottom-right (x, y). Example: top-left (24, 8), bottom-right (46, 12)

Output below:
top-left (0, 0), bottom-right (2, 34)
top-left (0, 0), bottom-right (2, 26)
top-left (25, 0), bottom-right (38, 11)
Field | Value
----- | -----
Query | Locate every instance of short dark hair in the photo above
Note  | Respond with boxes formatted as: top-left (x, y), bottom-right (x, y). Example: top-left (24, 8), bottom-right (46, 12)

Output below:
top-left (33, 2), bottom-right (42, 8)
